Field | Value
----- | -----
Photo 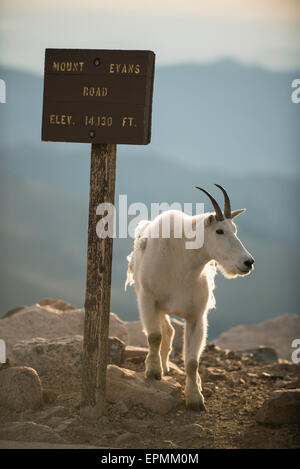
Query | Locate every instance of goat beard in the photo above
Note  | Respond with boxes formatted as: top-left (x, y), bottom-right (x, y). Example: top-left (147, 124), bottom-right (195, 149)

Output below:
top-left (216, 262), bottom-right (240, 279)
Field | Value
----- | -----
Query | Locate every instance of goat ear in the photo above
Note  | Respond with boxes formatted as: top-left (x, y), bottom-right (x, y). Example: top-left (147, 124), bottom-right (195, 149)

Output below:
top-left (231, 208), bottom-right (246, 219)
top-left (205, 214), bottom-right (215, 226)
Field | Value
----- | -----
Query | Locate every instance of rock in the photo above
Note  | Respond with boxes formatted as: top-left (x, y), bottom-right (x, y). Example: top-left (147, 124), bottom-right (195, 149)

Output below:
top-left (2, 306), bottom-right (26, 319)
top-left (36, 298), bottom-right (77, 311)
top-left (277, 363), bottom-right (300, 376)
top-left (0, 301), bottom-right (128, 362)
top-left (126, 321), bottom-right (147, 348)
top-left (0, 366), bottom-right (43, 411)
top-left (202, 387), bottom-right (213, 398)
top-left (115, 432), bottom-right (136, 445)
top-left (109, 313), bottom-right (129, 344)
top-left (114, 400), bottom-right (129, 415)
top-left (122, 418), bottom-right (151, 433)
top-left (225, 350), bottom-right (242, 360)
top-left (42, 389), bottom-right (57, 404)
top-left (180, 423), bottom-right (203, 436)
top-left (282, 377), bottom-right (300, 389)
top-left (256, 389), bottom-right (300, 425)
top-left (238, 346), bottom-right (278, 364)
top-left (109, 337), bottom-right (126, 366)
top-left (55, 418), bottom-right (76, 433)
top-left (125, 346), bottom-right (148, 363)
top-left (0, 360), bottom-right (10, 371)
top-left (125, 346), bottom-right (184, 375)
top-left (0, 422), bottom-right (66, 444)
top-left (169, 361), bottom-right (184, 375)
top-left (1, 299), bottom-right (184, 359)
top-left (260, 371), bottom-right (283, 381)
top-left (213, 313), bottom-right (300, 360)
top-left (102, 429), bottom-right (118, 438)
top-left (245, 372), bottom-right (259, 385)
top-left (12, 336), bottom-right (83, 374)
top-left (106, 365), bottom-right (182, 414)
top-left (172, 423), bottom-right (203, 443)
top-left (0, 304), bottom-right (86, 359)
top-left (204, 367), bottom-right (227, 381)
top-left (35, 406), bottom-right (69, 421)
top-left (12, 335), bottom-right (125, 374)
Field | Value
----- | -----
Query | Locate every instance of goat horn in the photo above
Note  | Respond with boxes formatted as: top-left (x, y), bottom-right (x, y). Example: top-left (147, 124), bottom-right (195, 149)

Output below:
top-left (195, 186), bottom-right (224, 221)
top-left (215, 184), bottom-right (231, 219)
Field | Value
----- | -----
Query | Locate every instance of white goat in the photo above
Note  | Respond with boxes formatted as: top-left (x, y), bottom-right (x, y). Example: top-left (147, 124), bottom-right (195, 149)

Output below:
top-left (125, 185), bottom-right (254, 411)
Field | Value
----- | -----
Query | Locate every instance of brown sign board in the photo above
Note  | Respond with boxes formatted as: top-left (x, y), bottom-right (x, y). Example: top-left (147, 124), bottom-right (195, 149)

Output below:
top-left (42, 49), bottom-right (155, 144)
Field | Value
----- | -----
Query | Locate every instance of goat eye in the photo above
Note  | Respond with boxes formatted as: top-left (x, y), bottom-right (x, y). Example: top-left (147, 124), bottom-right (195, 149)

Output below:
top-left (216, 229), bottom-right (224, 235)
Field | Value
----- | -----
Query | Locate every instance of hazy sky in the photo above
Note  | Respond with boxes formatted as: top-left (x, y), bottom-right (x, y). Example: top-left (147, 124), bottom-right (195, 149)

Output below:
top-left (1, 0), bottom-right (300, 74)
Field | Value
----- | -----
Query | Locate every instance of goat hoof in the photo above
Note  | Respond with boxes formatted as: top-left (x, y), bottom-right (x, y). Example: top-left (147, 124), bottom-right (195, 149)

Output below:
top-left (146, 369), bottom-right (162, 380)
top-left (186, 400), bottom-right (207, 412)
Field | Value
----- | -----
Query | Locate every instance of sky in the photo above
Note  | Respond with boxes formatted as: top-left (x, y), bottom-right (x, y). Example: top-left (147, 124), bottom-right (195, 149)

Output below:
top-left (0, 0), bottom-right (300, 74)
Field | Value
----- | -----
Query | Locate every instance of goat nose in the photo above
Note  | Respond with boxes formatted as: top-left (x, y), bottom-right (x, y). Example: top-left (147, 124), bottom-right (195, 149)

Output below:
top-left (244, 258), bottom-right (254, 269)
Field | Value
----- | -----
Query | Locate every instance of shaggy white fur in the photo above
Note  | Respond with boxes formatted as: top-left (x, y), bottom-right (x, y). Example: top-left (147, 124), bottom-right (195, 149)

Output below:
top-left (126, 208), bottom-right (253, 410)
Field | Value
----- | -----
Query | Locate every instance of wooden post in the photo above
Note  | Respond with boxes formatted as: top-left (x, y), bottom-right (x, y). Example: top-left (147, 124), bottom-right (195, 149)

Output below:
top-left (80, 143), bottom-right (116, 419)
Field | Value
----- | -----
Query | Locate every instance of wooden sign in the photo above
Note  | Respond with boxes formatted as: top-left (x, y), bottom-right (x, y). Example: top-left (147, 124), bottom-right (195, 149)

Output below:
top-left (42, 49), bottom-right (155, 144)
top-left (41, 48), bottom-right (155, 419)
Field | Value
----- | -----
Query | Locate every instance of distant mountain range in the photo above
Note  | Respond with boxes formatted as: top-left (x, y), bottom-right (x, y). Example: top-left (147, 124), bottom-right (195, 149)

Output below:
top-left (0, 60), bottom-right (299, 338)
top-left (1, 60), bottom-right (299, 176)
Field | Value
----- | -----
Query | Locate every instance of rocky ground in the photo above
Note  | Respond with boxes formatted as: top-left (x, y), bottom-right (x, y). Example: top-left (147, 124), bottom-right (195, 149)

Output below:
top-left (0, 299), bottom-right (299, 449)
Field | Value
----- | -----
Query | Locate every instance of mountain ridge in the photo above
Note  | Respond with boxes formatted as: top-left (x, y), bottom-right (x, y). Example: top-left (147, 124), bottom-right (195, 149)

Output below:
top-left (0, 59), bottom-right (299, 335)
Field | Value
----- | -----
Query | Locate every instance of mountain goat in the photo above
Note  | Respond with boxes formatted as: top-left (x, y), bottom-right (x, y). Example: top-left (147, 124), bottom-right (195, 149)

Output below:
top-left (125, 185), bottom-right (254, 411)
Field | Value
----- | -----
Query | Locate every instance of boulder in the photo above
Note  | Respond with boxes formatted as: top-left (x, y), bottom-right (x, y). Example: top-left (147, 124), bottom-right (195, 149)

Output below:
top-left (1, 306), bottom-right (26, 319)
top-left (36, 298), bottom-right (77, 311)
top-left (126, 321), bottom-right (147, 348)
top-left (12, 336), bottom-right (83, 374)
top-left (42, 389), bottom-right (58, 404)
top-left (0, 422), bottom-right (66, 444)
top-left (106, 365), bottom-right (182, 414)
top-left (109, 337), bottom-right (126, 366)
top-left (125, 346), bottom-right (148, 363)
top-left (0, 366), bottom-right (43, 411)
top-left (12, 335), bottom-right (125, 374)
top-left (238, 346), bottom-right (278, 364)
top-left (1, 299), bottom-right (185, 358)
top-left (213, 313), bottom-right (300, 360)
top-left (109, 313), bottom-right (129, 344)
top-left (0, 301), bottom-right (129, 360)
top-left (256, 389), bottom-right (300, 425)
top-left (175, 423), bottom-right (203, 441)
top-left (0, 304), bottom-right (85, 359)
top-left (35, 406), bottom-right (70, 422)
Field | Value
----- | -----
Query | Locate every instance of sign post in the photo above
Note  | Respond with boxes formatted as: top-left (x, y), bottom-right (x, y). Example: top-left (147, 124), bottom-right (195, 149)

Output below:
top-left (81, 143), bottom-right (116, 418)
top-left (42, 49), bottom-right (155, 418)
